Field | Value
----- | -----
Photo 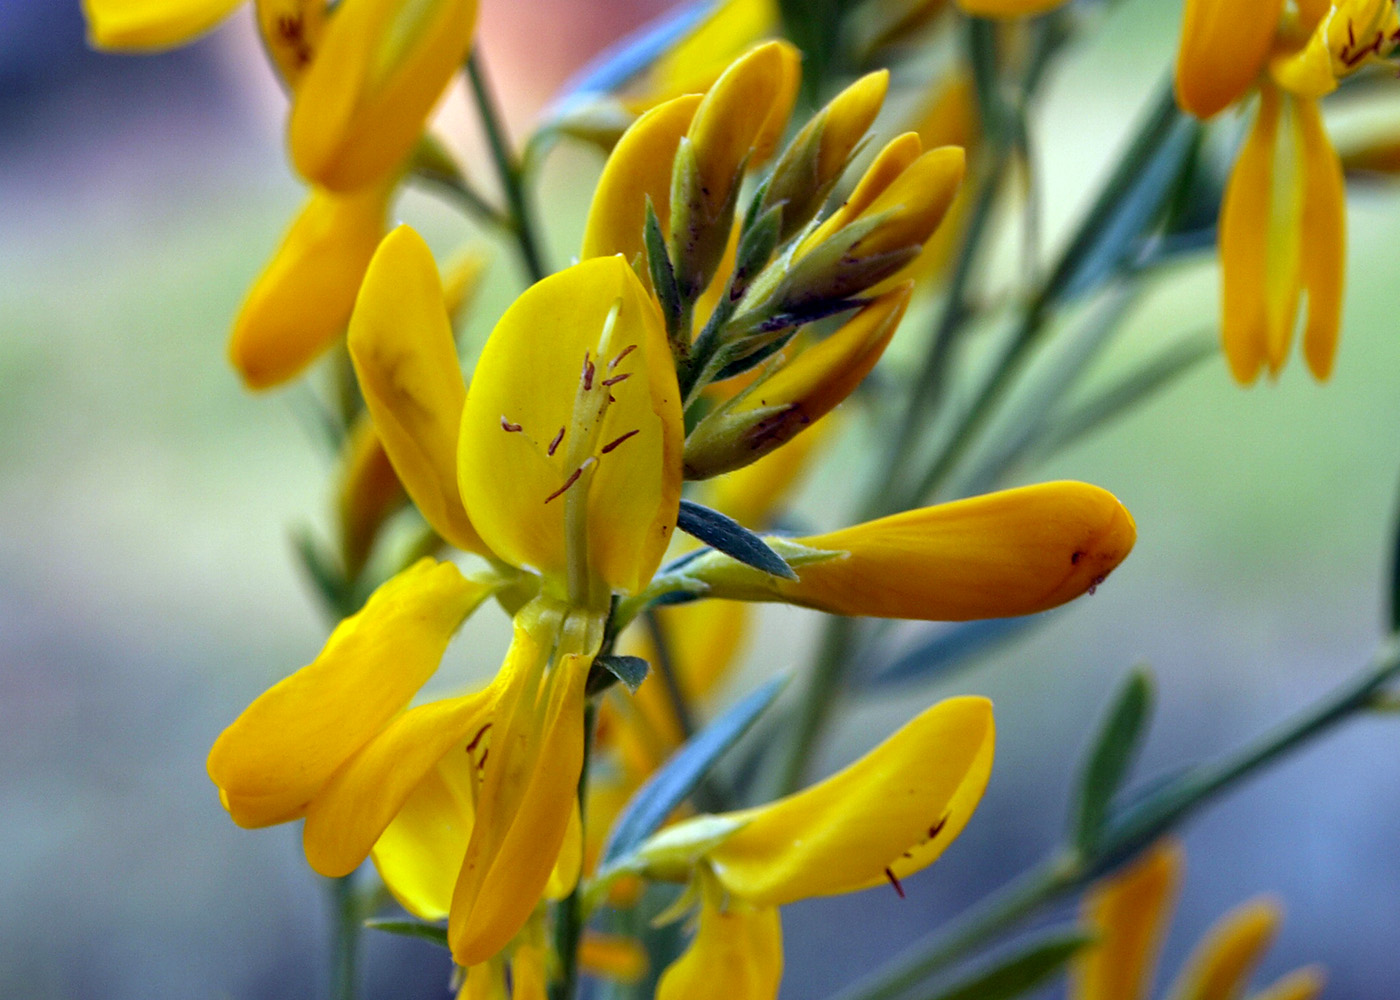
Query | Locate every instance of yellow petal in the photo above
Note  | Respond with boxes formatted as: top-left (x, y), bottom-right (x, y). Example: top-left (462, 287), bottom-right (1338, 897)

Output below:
top-left (302, 689), bottom-right (493, 877)
top-left (852, 146), bottom-right (966, 260)
top-left (1219, 91), bottom-right (1280, 385)
top-left (207, 559), bottom-right (488, 826)
top-left (1296, 96), bottom-right (1345, 380)
top-left (802, 133), bottom-right (924, 253)
top-left (457, 256), bottom-right (682, 598)
top-left (255, 0), bottom-right (329, 84)
top-left (956, 0), bottom-right (1069, 16)
top-left (82, 0), bottom-right (243, 49)
top-left (1072, 841), bottom-right (1183, 1000)
top-left (545, 798), bottom-right (584, 900)
top-left (1249, 966), bottom-right (1326, 1000)
top-left (581, 95), bottom-right (704, 265)
top-left (684, 286), bottom-right (909, 479)
top-left (578, 932), bottom-right (649, 984)
top-left (371, 749), bottom-right (477, 921)
top-left (229, 183), bottom-right (391, 390)
top-left (687, 42), bottom-right (801, 212)
top-left (1165, 898), bottom-right (1282, 1000)
top-left (706, 696), bottom-right (994, 905)
top-left (450, 644), bottom-right (589, 966)
top-left (657, 893), bottom-right (783, 1000)
top-left (348, 225), bottom-right (488, 555)
top-left (289, 0), bottom-right (478, 191)
top-left (1174, 0), bottom-right (1279, 118)
top-left (336, 414), bottom-right (408, 579)
top-left (701, 481), bottom-right (1136, 620)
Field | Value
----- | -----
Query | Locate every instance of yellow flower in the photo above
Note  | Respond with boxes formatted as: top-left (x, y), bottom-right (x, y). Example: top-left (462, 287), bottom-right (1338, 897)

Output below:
top-left (288, 0), bottom-right (479, 192)
top-left (1176, 0), bottom-right (1396, 382)
top-left (690, 480), bottom-right (1136, 620)
top-left (1072, 841), bottom-right (1325, 1000)
top-left (229, 180), bottom-right (393, 390)
top-left (623, 0), bottom-right (780, 111)
top-left (632, 696), bottom-right (995, 1000)
top-left (82, 0), bottom-right (245, 49)
top-left (955, 0), bottom-right (1069, 16)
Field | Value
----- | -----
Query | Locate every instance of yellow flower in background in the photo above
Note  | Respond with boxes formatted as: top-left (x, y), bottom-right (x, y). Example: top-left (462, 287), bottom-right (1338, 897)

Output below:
top-left (629, 696), bottom-right (995, 1000)
top-left (691, 480), bottom-right (1136, 620)
top-left (1073, 841), bottom-right (1324, 1000)
top-left (624, 0), bottom-right (780, 111)
top-left (1176, 0), bottom-right (1398, 383)
top-left (288, 0), bottom-right (478, 192)
top-left (82, 0), bottom-right (245, 49)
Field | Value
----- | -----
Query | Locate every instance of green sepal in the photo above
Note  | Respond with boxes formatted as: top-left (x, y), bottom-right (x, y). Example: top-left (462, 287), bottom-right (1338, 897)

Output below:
top-left (592, 654), bottom-right (651, 695)
top-left (644, 197), bottom-right (686, 355)
top-left (676, 499), bottom-right (798, 579)
top-left (1072, 667), bottom-right (1155, 855)
top-left (363, 919), bottom-right (449, 949)
top-left (668, 137), bottom-right (747, 301)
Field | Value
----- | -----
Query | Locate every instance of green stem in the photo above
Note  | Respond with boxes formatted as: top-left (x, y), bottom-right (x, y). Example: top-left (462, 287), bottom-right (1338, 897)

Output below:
top-left (328, 872), bottom-right (361, 1000)
top-left (409, 166), bottom-right (511, 230)
top-left (829, 854), bottom-right (1083, 1000)
top-left (774, 614), bottom-right (859, 794)
top-left (466, 50), bottom-right (548, 284)
top-left (551, 700), bottom-right (598, 1000)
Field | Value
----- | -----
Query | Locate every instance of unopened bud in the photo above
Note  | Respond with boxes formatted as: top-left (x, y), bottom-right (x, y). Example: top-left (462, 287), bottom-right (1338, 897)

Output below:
top-left (684, 285), bottom-right (911, 478)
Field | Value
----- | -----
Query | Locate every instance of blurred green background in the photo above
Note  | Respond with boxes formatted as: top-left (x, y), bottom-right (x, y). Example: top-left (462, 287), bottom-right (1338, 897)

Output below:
top-left (3, 0), bottom-right (1400, 997)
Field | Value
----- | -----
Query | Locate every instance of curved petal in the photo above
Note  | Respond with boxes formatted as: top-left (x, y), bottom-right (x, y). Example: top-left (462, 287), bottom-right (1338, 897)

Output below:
top-left (1072, 841), bottom-right (1183, 1000)
top-left (370, 749), bottom-right (477, 921)
top-left (632, 0), bottom-right (780, 105)
top-left (706, 696), bottom-right (994, 905)
top-left (207, 559), bottom-right (487, 825)
top-left (450, 648), bottom-right (589, 966)
top-left (1174, 0), bottom-right (1279, 119)
top-left (457, 256), bottom-right (682, 597)
top-left (656, 893), bottom-right (782, 1000)
top-left (698, 481), bottom-right (1136, 621)
top-left (801, 133), bottom-right (924, 253)
top-left (303, 689), bottom-right (493, 877)
top-left (1164, 898), bottom-right (1281, 1000)
top-left (348, 225), bottom-right (487, 555)
top-left (1249, 967), bottom-right (1326, 1000)
top-left (229, 183), bottom-right (391, 390)
top-left (1219, 92), bottom-right (1280, 384)
top-left (82, 0), bottom-right (243, 49)
top-left (289, 0), bottom-right (478, 191)
top-left (1296, 96), bottom-right (1345, 380)
top-left (581, 95), bottom-right (704, 265)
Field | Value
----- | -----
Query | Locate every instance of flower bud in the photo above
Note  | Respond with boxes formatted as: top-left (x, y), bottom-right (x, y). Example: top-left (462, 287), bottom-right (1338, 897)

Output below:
top-left (289, 0), bottom-right (478, 191)
top-left (669, 41), bottom-right (800, 297)
top-left (762, 71), bottom-right (890, 241)
top-left (228, 181), bottom-right (392, 390)
top-left (82, 0), bottom-right (242, 49)
top-left (684, 285), bottom-right (910, 479)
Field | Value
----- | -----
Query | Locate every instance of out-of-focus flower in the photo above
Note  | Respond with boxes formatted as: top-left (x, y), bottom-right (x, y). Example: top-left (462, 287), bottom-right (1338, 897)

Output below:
top-left (1072, 841), bottom-right (1325, 1000)
top-left (1176, 0), bottom-right (1398, 382)
top-left (955, 0), bottom-right (1069, 17)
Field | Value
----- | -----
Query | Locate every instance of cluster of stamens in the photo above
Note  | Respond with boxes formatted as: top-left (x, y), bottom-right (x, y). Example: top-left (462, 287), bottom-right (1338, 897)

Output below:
top-left (1335, 11), bottom-right (1400, 69)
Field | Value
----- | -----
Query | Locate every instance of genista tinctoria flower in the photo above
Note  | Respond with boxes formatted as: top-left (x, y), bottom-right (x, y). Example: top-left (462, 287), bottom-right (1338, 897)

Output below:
top-left (1072, 842), bottom-right (1324, 1000)
top-left (604, 697), bottom-right (995, 1000)
top-left (1176, 0), bottom-right (1398, 383)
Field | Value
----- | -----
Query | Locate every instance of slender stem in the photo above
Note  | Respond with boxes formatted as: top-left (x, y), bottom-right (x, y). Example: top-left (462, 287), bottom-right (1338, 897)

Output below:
top-left (774, 614), bottom-right (859, 794)
top-left (328, 872), bottom-right (361, 1000)
top-left (466, 50), bottom-right (548, 284)
top-left (830, 855), bottom-right (1083, 1000)
top-left (644, 610), bottom-right (696, 740)
top-left (551, 700), bottom-right (598, 1000)
top-left (409, 167), bottom-right (511, 230)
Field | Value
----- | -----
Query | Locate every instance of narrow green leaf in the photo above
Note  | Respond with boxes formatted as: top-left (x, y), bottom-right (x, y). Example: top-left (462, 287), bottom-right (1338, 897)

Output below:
top-left (1390, 469), bottom-right (1400, 633)
top-left (732, 203), bottom-right (783, 300)
top-left (291, 527), bottom-right (352, 617)
top-left (601, 674), bottom-right (788, 864)
top-left (1073, 667), bottom-right (1155, 854)
top-left (363, 919), bottom-right (449, 949)
top-left (677, 499), bottom-right (798, 580)
top-left (598, 654), bottom-right (650, 694)
top-left (645, 197), bottom-right (685, 347)
top-left (918, 929), bottom-right (1092, 1000)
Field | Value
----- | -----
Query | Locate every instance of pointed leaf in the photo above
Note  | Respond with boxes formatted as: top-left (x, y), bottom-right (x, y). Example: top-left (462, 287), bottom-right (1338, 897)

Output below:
top-left (1074, 667), bottom-right (1155, 854)
top-left (920, 929), bottom-right (1093, 1000)
top-left (864, 616), bottom-right (1043, 688)
top-left (597, 654), bottom-right (651, 695)
top-left (601, 674), bottom-right (788, 865)
top-left (677, 499), bottom-right (798, 580)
